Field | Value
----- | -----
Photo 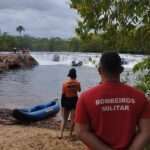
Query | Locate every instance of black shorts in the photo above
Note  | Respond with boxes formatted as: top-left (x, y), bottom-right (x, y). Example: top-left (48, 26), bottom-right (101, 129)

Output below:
top-left (61, 96), bottom-right (78, 110)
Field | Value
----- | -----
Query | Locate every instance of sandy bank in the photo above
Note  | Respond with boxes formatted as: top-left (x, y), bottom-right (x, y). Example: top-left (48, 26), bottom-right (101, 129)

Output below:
top-left (0, 125), bottom-right (84, 150)
top-left (0, 109), bottom-right (84, 150)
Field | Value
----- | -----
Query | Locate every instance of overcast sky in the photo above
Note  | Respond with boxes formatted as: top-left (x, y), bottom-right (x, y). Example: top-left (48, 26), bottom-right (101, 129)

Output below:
top-left (0, 0), bottom-right (78, 38)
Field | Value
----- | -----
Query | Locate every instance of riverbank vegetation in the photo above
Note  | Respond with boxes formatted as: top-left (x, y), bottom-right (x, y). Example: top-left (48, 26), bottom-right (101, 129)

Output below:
top-left (0, 29), bottom-right (149, 54)
top-left (133, 57), bottom-right (150, 93)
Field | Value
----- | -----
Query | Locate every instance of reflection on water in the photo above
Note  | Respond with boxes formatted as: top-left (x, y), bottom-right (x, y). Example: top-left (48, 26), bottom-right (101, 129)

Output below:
top-left (0, 65), bottom-right (101, 108)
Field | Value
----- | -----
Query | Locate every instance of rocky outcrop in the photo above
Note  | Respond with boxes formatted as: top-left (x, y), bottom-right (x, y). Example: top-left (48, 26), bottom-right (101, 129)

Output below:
top-left (52, 54), bottom-right (60, 62)
top-left (72, 60), bottom-right (83, 67)
top-left (0, 53), bottom-right (38, 72)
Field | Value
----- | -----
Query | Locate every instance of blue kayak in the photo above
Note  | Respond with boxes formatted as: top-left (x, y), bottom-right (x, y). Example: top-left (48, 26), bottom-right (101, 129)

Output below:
top-left (12, 100), bottom-right (60, 122)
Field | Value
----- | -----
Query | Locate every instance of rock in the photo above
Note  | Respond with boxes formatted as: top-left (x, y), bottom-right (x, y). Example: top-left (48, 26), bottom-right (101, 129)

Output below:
top-left (17, 54), bottom-right (38, 68)
top-left (52, 54), bottom-right (60, 62)
top-left (72, 60), bottom-right (83, 67)
top-left (0, 53), bottom-right (38, 72)
top-left (121, 58), bottom-right (128, 65)
top-left (0, 62), bottom-right (8, 72)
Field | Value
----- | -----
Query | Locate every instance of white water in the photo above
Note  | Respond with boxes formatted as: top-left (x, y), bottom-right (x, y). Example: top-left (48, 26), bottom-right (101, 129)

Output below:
top-left (31, 52), bottom-right (145, 69)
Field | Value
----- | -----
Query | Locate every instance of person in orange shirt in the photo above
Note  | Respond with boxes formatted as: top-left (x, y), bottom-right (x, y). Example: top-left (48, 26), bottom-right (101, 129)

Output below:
top-left (59, 68), bottom-right (81, 138)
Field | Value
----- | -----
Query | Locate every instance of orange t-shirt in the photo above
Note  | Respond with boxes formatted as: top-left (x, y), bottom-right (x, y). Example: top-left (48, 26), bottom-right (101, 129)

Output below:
top-left (62, 79), bottom-right (81, 98)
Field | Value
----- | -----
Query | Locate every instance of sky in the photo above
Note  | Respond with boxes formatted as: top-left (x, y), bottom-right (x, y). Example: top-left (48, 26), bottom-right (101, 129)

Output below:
top-left (0, 0), bottom-right (78, 38)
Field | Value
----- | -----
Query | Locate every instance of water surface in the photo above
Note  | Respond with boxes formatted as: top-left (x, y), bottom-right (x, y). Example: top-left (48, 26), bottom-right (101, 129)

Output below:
top-left (0, 65), bottom-right (99, 108)
top-left (0, 52), bottom-right (145, 108)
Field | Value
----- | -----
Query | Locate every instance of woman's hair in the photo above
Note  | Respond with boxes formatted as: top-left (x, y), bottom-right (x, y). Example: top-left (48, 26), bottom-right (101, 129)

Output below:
top-left (67, 68), bottom-right (77, 79)
top-left (99, 52), bottom-right (124, 74)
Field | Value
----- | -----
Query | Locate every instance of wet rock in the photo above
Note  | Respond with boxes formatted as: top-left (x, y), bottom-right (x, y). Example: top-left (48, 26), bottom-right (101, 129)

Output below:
top-left (0, 53), bottom-right (38, 72)
top-left (52, 54), bottom-right (60, 62)
top-left (121, 58), bottom-right (128, 65)
top-left (0, 62), bottom-right (8, 72)
top-left (72, 60), bottom-right (83, 67)
top-left (0, 109), bottom-right (15, 125)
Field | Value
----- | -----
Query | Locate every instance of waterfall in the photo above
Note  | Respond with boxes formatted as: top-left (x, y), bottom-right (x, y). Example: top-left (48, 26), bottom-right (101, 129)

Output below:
top-left (31, 52), bottom-right (145, 69)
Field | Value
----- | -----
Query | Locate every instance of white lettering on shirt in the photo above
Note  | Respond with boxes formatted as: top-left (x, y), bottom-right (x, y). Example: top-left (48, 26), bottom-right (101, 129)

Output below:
top-left (96, 98), bottom-right (135, 112)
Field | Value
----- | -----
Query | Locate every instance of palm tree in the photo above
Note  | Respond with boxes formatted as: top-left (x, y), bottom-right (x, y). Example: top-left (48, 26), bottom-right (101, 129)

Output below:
top-left (16, 25), bottom-right (25, 36)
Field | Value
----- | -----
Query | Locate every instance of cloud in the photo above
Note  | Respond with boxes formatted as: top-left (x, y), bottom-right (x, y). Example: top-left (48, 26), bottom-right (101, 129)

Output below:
top-left (0, 0), bottom-right (78, 38)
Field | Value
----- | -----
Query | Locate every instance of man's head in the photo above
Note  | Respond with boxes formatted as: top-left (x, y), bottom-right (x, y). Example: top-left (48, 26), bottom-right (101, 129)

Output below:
top-left (98, 52), bottom-right (124, 79)
top-left (67, 68), bottom-right (77, 79)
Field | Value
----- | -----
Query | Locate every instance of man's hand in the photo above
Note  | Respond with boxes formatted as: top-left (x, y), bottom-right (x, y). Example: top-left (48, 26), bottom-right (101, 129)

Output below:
top-left (128, 119), bottom-right (150, 150)
top-left (75, 123), bottom-right (113, 150)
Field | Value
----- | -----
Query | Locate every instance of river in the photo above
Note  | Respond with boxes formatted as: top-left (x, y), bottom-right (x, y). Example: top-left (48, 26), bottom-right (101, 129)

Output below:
top-left (0, 52), bottom-right (145, 108)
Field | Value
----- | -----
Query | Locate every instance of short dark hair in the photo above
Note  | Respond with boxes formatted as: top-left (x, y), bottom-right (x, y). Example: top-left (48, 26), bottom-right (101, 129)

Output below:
top-left (99, 52), bottom-right (124, 74)
top-left (67, 68), bottom-right (77, 79)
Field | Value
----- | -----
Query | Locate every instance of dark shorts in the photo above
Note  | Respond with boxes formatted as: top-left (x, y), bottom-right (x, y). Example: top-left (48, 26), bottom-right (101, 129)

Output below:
top-left (61, 96), bottom-right (78, 110)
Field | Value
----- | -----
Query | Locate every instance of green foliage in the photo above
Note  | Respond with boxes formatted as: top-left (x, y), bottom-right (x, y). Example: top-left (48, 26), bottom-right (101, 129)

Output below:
top-left (0, 34), bottom-right (17, 51)
top-left (133, 57), bottom-right (150, 92)
top-left (0, 33), bottom-right (69, 52)
top-left (48, 37), bottom-right (69, 51)
top-left (135, 75), bottom-right (150, 93)
top-left (0, 32), bottom-right (149, 53)
top-left (16, 25), bottom-right (25, 36)
top-left (70, 0), bottom-right (150, 35)
top-left (134, 25), bottom-right (150, 53)
top-left (69, 37), bottom-right (80, 51)
top-left (133, 57), bottom-right (150, 72)
top-left (69, 0), bottom-right (150, 53)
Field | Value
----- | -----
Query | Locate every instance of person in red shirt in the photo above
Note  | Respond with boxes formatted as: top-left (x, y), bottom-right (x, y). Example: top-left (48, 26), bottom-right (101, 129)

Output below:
top-left (75, 52), bottom-right (150, 150)
top-left (59, 68), bottom-right (81, 138)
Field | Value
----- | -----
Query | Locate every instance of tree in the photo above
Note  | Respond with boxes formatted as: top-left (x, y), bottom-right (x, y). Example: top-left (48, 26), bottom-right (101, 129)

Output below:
top-left (133, 57), bottom-right (150, 93)
top-left (70, 0), bottom-right (150, 38)
top-left (0, 29), bottom-right (2, 36)
top-left (134, 25), bottom-right (150, 53)
top-left (69, 37), bottom-right (81, 51)
top-left (16, 25), bottom-right (25, 36)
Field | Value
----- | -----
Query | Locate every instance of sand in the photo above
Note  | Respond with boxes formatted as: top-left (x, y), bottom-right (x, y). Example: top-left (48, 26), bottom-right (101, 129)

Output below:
top-left (0, 125), bottom-right (85, 150)
top-left (0, 109), bottom-right (85, 150)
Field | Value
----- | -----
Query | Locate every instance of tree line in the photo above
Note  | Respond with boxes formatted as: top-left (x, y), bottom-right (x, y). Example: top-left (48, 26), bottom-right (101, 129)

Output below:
top-left (0, 29), bottom-right (149, 54)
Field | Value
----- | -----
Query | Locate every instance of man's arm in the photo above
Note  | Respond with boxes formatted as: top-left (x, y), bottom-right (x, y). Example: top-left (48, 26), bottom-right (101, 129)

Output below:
top-left (78, 82), bottom-right (81, 92)
top-left (75, 123), bottom-right (113, 150)
top-left (128, 119), bottom-right (150, 150)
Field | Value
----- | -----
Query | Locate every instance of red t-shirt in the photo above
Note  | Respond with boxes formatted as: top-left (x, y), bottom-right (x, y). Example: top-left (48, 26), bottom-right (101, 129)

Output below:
top-left (75, 82), bottom-right (150, 150)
